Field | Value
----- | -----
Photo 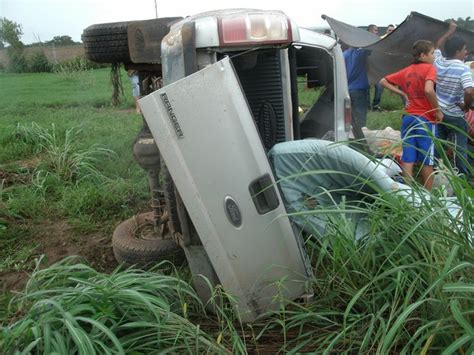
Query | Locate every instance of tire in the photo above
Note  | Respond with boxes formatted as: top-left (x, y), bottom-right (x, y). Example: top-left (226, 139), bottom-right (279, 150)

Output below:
top-left (161, 162), bottom-right (182, 234)
top-left (82, 21), bottom-right (131, 63)
top-left (112, 212), bottom-right (185, 267)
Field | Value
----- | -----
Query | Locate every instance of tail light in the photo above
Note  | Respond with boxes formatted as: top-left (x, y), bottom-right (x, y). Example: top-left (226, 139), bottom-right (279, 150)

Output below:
top-left (218, 11), bottom-right (292, 46)
top-left (344, 96), bottom-right (352, 132)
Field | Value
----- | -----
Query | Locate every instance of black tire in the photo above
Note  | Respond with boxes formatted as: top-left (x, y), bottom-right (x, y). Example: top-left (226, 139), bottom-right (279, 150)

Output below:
top-left (161, 162), bottom-right (182, 235)
top-left (82, 21), bottom-right (131, 63)
top-left (112, 212), bottom-right (185, 267)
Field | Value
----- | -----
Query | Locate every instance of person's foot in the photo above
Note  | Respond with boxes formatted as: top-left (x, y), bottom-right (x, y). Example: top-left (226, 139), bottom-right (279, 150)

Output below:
top-left (372, 105), bottom-right (382, 112)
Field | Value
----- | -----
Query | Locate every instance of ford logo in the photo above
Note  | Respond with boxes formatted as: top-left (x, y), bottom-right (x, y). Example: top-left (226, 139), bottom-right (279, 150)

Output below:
top-left (224, 196), bottom-right (242, 228)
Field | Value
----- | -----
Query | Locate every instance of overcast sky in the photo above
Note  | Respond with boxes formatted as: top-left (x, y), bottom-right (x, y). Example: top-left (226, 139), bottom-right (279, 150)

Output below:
top-left (2, 0), bottom-right (473, 44)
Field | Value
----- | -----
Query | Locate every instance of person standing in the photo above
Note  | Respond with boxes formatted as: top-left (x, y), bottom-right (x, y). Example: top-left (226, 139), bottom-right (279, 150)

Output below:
top-left (434, 21), bottom-right (474, 177)
top-left (380, 40), bottom-right (443, 190)
top-left (128, 69), bottom-right (141, 113)
top-left (344, 46), bottom-right (370, 131)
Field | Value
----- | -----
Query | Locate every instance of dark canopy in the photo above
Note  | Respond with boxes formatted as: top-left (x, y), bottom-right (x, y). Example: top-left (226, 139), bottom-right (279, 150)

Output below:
top-left (323, 12), bottom-right (474, 83)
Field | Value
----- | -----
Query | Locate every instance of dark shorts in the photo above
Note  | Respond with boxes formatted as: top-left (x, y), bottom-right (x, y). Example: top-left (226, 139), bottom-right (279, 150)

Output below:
top-left (401, 115), bottom-right (436, 165)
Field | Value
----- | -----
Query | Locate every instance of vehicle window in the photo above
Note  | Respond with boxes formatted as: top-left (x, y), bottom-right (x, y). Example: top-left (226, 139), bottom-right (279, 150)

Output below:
top-left (294, 46), bottom-right (335, 140)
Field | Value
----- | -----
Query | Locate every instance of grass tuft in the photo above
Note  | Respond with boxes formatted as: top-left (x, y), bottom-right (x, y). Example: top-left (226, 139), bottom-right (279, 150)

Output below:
top-left (1, 256), bottom-right (227, 354)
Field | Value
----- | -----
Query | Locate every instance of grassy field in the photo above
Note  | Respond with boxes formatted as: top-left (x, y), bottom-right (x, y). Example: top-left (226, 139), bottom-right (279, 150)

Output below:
top-left (1, 69), bottom-right (473, 353)
top-left (0, 69), bottom-right (148, 283)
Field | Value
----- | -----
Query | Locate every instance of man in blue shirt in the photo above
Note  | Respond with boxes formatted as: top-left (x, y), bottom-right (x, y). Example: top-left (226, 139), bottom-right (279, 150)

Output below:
top-left (344, 47), bottom-right (370, 130)
top-left (435, 21), bottom-right (474, 177)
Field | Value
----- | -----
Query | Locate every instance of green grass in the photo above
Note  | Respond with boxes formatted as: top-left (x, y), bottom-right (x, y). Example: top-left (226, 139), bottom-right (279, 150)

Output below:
top-left (0, 68), bottom-right (148, 272)
top-left (298, 79), bottom-right (405, 130)
top-left (1, 257), bottom-right (227, 354)
top-left (367, 90), bottom-right (405, 130)
top-left (1, 70), bottom-right (473, 353)
top-left (0, 69), bottom-right (119, 109)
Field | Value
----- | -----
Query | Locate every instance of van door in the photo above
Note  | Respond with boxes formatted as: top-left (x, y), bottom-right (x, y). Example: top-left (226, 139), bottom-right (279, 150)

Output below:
top-left (139, 57), bottom-right (312, 322)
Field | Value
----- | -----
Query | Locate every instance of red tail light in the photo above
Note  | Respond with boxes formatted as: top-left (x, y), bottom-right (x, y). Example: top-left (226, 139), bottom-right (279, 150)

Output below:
top-left (344, 97), bottom-right (352, 131)
top-left (218, 12), bottom-right (292, 46)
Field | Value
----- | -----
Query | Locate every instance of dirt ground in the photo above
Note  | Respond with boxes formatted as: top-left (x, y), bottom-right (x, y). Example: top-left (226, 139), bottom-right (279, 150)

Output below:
top-left (1, 156), bottom-right (120, 294)
top-left (0, 219), bottom-right (118, 293)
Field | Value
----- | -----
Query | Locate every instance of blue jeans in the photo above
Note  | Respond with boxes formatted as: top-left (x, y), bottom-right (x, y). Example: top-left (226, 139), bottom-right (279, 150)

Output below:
top-left (349, 89), bottom-right (368, 128)
top-left (372, 82), bottom-right (383, 108)
top-left (437, 113), bottom-right (471, 177)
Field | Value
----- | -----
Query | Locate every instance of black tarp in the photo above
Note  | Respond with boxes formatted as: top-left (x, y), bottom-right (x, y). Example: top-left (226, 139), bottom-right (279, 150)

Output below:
top-left (323, 12), bottom-right (474, 83)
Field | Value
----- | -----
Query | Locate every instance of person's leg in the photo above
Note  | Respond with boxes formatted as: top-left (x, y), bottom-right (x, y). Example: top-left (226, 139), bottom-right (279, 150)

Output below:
top-left (436, 118), bottom-right (448, 163)
top-left (420, 165), bottom-right (434, 190)
top-left (134, 97), bottom-right (141, 113)
top-left (349, 89), bottom-right (370, 152)
top-left (414, 117), bottom-right (436, 190)
top-left (400, 115), bottom-right (417, 184)
top-left (402, 162), bottom-right (415, 182)
top-left (367, 88), bottom-right (371, 110)
top-left (441, 114), bottom-right (470, 177)
top-left (372, 82), bottom-right (383, 110)
top-left (452, 118), bottom-right (470, 177)
top-left (131, 73), bottom-right (141, 113)
top-left (350, 89), bottom-right (368, 128)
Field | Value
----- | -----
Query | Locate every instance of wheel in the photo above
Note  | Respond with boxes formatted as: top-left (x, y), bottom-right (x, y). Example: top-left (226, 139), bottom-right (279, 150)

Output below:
top-left (82, 21), bottom-right (131, 63)
top-left (161, 162), bottom-right (182, 235)
top-left (112, 212), bottom-right (185, 267)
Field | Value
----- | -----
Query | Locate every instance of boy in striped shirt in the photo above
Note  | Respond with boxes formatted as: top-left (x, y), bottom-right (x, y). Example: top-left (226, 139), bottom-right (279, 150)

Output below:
top-left (434, 21), bottom-right (474, 177)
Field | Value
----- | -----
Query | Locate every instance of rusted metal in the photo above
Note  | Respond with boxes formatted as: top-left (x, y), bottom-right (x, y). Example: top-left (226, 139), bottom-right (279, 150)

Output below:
top-left (127, 17), bottom-right (183, 64)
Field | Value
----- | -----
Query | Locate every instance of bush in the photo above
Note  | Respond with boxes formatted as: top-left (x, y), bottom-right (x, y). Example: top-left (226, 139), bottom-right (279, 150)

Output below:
top-left (52, 56), bottom-right (106, 74)
top-left (28, 51), bottom-right (51, 72)
top-left (7, 50), bottom-right (28, 73)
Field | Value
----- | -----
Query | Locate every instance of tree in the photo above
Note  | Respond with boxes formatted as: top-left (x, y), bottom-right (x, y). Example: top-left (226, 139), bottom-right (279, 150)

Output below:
top-left (0, 17), bottom-right (24, 49)
top-left (0, 17), bottom-right (27, 72)
top-left (46, 35), bottom-right (78, 46)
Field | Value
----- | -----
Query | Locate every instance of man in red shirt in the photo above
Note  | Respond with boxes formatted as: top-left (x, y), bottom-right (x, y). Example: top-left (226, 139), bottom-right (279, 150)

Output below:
top-left (380, 40), bottom-right (443, 191)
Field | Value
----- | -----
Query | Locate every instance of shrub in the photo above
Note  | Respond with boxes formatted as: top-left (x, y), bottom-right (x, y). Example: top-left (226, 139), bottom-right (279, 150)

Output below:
top-left (7, 50), bottom-right (28, 73)
top-left (52, 57), bottom-right (105, 74)
top-left (28, 51), bottom-right (51, 72)
top-left (11, 123), bottom-right (114, 183)
top-left (3, 185), bottom-right (45, 219)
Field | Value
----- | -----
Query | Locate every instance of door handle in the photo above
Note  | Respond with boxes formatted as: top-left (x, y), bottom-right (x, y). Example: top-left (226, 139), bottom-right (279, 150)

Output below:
top-left (249, 174), bottom-right (280, 214)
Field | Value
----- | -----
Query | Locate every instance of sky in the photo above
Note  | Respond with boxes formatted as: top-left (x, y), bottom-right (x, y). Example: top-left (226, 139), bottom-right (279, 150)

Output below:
top-left (2, 0), bottom-right (473, 44)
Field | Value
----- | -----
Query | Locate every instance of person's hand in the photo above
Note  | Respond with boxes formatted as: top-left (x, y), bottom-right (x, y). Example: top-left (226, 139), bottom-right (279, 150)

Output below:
top-left (448, 21), bottom-right (457, 34)
top-left (435, 110), bottom-right (444, 123)
top-left (456, 102), bottom-right (469, 112)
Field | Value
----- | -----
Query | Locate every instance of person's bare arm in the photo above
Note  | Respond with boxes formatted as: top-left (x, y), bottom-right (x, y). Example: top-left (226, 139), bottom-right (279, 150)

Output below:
top-left (380, 78), bottom-right (409, 104)
top-left (463, 87), bottom-right (473, 112)
top-left (436, 21), bottom-right (457, 49)
top-left (425, 80), bottom-right (443, 122)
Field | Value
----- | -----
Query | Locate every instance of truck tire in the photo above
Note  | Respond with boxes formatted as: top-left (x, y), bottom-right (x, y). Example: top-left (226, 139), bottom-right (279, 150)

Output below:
top-left (82, 21), bottom-right (131, 63)
top-left (161, 162), bottom-right (182, 235)
top-left (112, 212), bottom-right (184, 267)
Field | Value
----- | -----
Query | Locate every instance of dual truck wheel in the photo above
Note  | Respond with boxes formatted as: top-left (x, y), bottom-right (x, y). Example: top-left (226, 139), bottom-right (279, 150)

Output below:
top-left (82, 21), bottom-right (131, 63)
